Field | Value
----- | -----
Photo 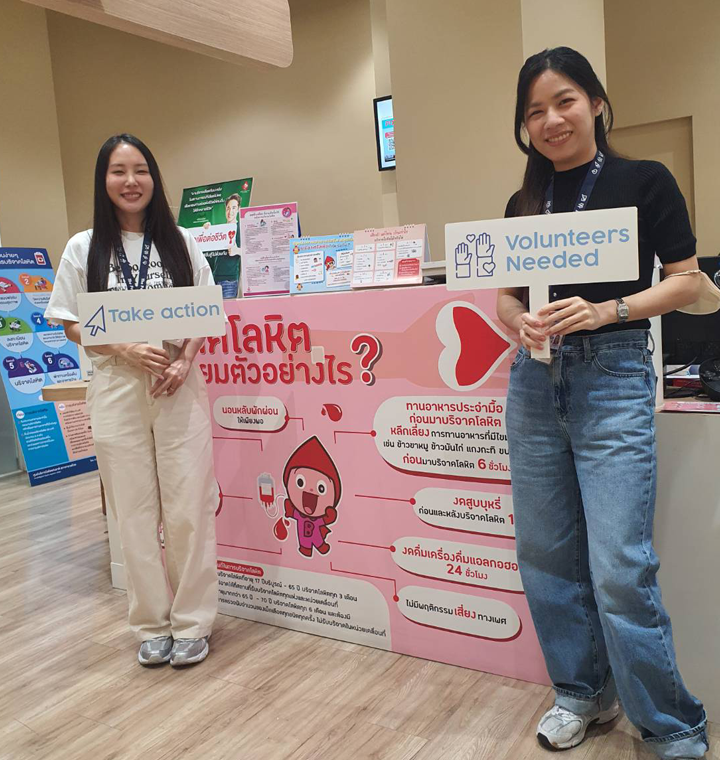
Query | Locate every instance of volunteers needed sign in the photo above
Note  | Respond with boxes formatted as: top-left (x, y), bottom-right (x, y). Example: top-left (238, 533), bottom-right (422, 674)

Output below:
top-left (445, 207), bottom-right (639, 358)
top-left (77, 286), bottom-right (225, 346)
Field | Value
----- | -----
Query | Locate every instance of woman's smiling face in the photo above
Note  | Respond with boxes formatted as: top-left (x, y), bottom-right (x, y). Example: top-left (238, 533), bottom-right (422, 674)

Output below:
top-left (105, 143), bottom-right (154, 217)
top-left (524, 69), bottom-right (603, 171)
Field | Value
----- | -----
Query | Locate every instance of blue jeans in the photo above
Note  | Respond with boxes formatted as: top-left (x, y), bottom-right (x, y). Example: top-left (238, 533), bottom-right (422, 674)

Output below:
top-left (506, 330), bottom-right (708, 759)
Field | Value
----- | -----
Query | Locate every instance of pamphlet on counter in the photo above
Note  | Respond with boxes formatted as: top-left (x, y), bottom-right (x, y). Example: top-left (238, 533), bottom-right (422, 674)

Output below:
top-left (351, 224), bottom-right (428, 288)
top-left (290, 233), bottom-right (354, 294)
top-left (241, 203), bottom-right (299, 297)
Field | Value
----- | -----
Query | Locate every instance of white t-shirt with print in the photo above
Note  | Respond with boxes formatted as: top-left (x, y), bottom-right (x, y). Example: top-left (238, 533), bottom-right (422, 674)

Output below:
top-left (45, 227), bottom-right (215, 365)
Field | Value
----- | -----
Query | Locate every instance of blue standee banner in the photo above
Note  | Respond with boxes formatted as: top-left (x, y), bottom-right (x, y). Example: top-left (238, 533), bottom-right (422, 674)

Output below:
top-left (0, 248), bottom-right (97, 485)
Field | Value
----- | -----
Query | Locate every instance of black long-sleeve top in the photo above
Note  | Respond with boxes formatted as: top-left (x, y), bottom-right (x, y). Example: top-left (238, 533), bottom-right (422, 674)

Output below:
top-left (505, 154), bottom-right (696, 333)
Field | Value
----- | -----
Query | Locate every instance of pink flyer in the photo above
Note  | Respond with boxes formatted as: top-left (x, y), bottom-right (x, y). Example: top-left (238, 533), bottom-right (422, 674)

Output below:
top-left (56, 400), bottom-right (95, 459)
top-left (200, 285), bottom-right (548, 684)
top-left (240, 202), bottom-right (299, 297)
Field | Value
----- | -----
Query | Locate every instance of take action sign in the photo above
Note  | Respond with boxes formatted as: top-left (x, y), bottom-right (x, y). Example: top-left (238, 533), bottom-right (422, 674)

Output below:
top-left (77, 285), bottom-right (226, 346)
top-left (445, 207), bottom-right (639, 358)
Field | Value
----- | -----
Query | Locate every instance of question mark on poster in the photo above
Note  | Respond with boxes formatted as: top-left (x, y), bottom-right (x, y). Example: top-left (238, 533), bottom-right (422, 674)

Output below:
top-left (351, 333), bottom-right (382, 386)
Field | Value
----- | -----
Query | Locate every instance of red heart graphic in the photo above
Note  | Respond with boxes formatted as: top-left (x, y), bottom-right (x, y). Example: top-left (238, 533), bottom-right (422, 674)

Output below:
top-left (453, 306), bottom-right (511, 387)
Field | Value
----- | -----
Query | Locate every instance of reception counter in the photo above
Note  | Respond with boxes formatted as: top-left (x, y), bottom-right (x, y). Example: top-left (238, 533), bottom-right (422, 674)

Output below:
top-left (654, 411), bottom-right (720, 721)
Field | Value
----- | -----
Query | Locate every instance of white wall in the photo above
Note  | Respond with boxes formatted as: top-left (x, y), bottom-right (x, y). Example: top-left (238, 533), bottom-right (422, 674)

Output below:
top-left (46, 0), bottom-right (385, 241)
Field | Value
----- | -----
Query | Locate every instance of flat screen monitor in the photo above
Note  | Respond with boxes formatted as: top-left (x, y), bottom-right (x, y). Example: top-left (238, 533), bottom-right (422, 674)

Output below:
top-left (374, 96), bottom-right (395, 171)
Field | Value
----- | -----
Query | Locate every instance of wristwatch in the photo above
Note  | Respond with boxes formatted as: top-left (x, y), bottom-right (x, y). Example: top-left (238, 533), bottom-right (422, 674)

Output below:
top-left (615, 297), bottom-right (629, 324)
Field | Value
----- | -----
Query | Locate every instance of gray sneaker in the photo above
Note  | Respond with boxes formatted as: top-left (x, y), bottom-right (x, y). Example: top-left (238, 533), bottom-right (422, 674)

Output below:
top-left (137, 636), bottom-right (173, 666)
top-left (170, 636), bottom-right (209, 667)
top-left (537, 700), bottom-right (619, 750)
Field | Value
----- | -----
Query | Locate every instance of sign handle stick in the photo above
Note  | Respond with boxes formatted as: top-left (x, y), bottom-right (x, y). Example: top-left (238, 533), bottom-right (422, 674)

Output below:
top-left (529, 286), bottom-right (551, 363)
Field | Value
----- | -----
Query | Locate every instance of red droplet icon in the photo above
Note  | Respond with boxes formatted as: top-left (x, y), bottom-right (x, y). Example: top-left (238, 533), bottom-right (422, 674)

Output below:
top-left (273, 518), bottom-right (289, 541)
top-left (321, 403), bottom-right (343, 422)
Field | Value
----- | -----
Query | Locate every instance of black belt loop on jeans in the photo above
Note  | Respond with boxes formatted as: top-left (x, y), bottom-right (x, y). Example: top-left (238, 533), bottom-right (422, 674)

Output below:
top-left (583, 338), bottom-right (592, 363)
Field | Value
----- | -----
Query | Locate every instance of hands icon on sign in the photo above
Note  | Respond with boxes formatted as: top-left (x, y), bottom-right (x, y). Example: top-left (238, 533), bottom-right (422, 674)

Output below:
top-left (454, 241), bottom-right (473, 279)
top-left (455, 233), bottom-right (495, 279)
top-left (474, 232), bottom-right (495, 277)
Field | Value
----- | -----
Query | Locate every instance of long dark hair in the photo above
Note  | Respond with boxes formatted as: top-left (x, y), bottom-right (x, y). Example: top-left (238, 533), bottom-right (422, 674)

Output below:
top-left (513, 47), bottom-right (615, 216)
top-left (87, 134), bottom-right (193, 292)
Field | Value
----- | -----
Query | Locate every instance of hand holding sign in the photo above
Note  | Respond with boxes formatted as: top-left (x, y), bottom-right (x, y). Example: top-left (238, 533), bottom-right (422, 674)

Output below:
top-left (539, 296), bottom-right (612, 336)
top-left (124, 344), bottom-right (172, 379)
top-left (150, 355), bottom-right (190, 397)
top-left (517, 311), bottom-right (546, 352)
top-left (446, 208), bottom-right (639, 360)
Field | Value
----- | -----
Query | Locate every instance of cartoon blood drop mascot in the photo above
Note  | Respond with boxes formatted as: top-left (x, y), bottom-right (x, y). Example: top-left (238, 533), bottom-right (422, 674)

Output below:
top-left (283, 436), bottom-right (341, 557)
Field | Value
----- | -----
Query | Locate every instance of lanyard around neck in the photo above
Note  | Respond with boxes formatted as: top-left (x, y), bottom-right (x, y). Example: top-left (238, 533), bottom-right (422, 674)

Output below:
top-left (544, 150), bottom-right (605, 214)
top-left (113, 231), bottom-right (152, 290)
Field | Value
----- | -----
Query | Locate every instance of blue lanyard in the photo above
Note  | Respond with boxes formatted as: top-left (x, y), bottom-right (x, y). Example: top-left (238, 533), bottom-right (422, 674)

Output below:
top-left (114, 231), bottom-right (152, 290)
top-left (544, 150), bottom-right (605, 214)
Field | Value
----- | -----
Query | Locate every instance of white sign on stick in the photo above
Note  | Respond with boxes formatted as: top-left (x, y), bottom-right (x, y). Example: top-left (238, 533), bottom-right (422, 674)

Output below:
top-left (77, 285), bottom-right (225, 346)
top-left (445, 207), bottom-right (639, 359)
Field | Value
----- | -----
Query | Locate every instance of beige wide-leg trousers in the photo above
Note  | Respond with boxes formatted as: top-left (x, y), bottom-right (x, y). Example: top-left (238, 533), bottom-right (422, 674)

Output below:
top-left (87, 354), bottom-right (218, 641)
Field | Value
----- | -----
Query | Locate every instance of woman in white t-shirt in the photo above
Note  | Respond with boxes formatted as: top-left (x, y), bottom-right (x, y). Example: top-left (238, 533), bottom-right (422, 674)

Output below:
top-left (46, 134), bottom-right (219, 668)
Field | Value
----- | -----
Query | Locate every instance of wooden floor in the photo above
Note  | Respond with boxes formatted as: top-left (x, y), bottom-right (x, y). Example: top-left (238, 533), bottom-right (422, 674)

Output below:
top-left (0, 472), bottom-right (716, 760)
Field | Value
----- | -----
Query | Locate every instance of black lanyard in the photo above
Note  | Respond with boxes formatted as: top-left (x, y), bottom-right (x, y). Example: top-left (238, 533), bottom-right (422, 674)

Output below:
top-left (114, 231), bottom-right (152, 290)
top-left (544, 150), bottom-right (605, 214)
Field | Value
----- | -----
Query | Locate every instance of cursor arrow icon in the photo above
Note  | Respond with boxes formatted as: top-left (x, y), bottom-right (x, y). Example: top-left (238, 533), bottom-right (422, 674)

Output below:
top-left (84, 305), bottom-right (107, 337)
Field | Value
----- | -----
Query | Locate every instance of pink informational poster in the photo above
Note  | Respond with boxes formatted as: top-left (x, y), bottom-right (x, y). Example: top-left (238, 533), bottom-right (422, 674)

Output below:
top-left (199, 285), bottom-right (549, 684)
top-left (351, 224), bottom-right (428, 288)
top-left (55, 400), bottom-right (95, 459)
top-left (240, 202), bottom-right (299, 297)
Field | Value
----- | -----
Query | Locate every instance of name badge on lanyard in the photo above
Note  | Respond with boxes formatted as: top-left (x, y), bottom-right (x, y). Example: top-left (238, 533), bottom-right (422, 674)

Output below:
top-left (542, 150), bottom-right (606, 352)
top-left (114, 231), bottom-right (152, 290)
top-left (544, 150), bottom-right (605, 215)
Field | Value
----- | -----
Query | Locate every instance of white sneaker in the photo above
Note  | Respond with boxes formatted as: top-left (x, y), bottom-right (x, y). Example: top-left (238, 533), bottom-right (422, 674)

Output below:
top-left (170, 636), bottom-right (209, 667)
top-left (537, 700), bottom-right (620, 750)
top-left (137, 636), bottom-right (173, 666)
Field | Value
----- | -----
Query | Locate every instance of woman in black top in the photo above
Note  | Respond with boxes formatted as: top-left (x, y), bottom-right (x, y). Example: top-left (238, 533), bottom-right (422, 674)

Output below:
top-left (497, 48), bottom-right (708, 759)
